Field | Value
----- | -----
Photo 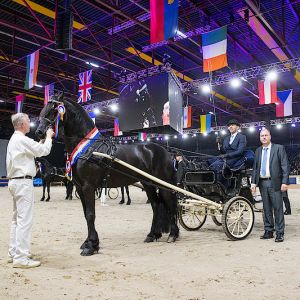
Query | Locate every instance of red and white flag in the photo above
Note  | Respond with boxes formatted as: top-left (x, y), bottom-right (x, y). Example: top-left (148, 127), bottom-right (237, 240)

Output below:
top-left (183, 106), bottom-right (192, 128)
top-left (258, 79), bottom-right (277, 105)
top-left (16, 93), bottom-right (25, 113)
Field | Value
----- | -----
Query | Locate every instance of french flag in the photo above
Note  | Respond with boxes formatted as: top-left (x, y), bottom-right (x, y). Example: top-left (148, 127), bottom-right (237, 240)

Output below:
top-left (276, 90), bottom-right (293, 118)
top-left (258, 79), bottom-right (277, 105)
top-left (150, 0), bottom-right (178, 44)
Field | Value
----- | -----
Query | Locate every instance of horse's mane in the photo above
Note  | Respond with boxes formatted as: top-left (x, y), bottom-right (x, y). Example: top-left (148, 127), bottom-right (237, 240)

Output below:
top-left (63, 97), bottom-right (94, 129)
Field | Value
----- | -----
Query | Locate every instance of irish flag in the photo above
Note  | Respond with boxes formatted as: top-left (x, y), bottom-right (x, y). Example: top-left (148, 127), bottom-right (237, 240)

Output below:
top-left (258, 79), bottom-right (277, 105)
top-left (276, 90), bottom-right (293, 117)
top-left (183, 106), bottom-right (192, 128)
top-left (150, 0), bottom-right (178, 44)
top-left (24, 50), bottom-right (39, 90)
top-left (200, 114), bottom-right (212, 134)
top-left (202, 27), bottom-right (227, 72)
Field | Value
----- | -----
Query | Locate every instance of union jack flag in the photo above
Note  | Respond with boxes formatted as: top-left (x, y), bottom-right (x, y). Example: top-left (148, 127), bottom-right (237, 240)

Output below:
top-left (78, 70), bottom-right (92, 103)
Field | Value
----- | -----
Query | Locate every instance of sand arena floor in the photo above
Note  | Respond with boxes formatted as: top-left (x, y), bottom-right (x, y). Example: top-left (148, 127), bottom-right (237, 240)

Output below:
top-left (0, 185), bottom-right (300, 300)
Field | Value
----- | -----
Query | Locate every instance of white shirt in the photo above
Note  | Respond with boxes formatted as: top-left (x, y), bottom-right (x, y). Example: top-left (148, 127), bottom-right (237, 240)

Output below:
top-left (6, 131), bottom-right (52, 178)
top-left (229, 132), bottom-right (238, 144)
top-left (260, 143), bottom-right (272, 178)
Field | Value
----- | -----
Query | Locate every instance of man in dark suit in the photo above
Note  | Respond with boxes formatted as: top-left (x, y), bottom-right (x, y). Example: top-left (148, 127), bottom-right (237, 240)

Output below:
top-left (220, 119), bottom-right (247, 169)
top-left (175, 152), bottom-right (186, 186)
top-left (251, 127), bottom-right (289, 242)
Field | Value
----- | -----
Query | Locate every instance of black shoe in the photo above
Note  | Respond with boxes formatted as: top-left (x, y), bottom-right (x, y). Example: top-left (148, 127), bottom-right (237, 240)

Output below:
top-left (275, 234), bottom-right (284, 242)
top-left (284, 210), bottom-right (291, 215)
top-left (260, 231), bottom-right (274, 239)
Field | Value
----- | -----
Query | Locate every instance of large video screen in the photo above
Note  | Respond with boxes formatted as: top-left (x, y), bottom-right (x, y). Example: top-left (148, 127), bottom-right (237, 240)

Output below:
top-left (119, 72), bottom-right (182, 133)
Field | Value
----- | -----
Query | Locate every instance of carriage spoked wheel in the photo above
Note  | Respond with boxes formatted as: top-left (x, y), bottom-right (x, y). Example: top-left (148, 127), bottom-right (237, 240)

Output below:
top-left (211, 214), bottom-right (222, 226)
top-left (106, 188), bottom-right (118, 199)
top-left (178, 204), bottom-right (207, 231)
top-left (75, 188), bottom-right (102, 200)
top-left (222, 196), bottom-right (254, 240)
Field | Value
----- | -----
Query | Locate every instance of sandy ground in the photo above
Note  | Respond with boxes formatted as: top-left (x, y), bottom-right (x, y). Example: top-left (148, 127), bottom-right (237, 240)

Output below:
top-left (0, 185), bottom-right (300, 300)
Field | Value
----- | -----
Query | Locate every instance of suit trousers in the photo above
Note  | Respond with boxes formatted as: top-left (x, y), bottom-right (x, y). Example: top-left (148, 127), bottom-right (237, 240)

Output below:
top-left (259, 179), bottom-right (284, 234)
top-left (8, 179), bottom-right (34, 264)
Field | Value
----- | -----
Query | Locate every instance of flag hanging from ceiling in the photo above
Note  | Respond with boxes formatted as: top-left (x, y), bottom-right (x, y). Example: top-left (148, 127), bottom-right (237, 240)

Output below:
top-left (24, 50), bottom-right (40, 90)
top-left (183, 106), bottom-right (192, 128)
top-left (202, 26), bottom-right (227, 72)
top-left (258, 79), bottom-right (277, 105)
top-left (138, 132), bottom-right (147, 141)
top-left (44, 83), bottom-right (55, 106)
top-left (150, 0), bottom-right (179, 44)
top-left (78, 70), bottom-right (92, 103)
top-left (114, 118), bottom-right (122, 136)
top-left (276, 90), bottom-right (293, 118)
top-left (15, 93), bottom-right (25, 113)
top-left (200, 114), bottom-right (212, 134)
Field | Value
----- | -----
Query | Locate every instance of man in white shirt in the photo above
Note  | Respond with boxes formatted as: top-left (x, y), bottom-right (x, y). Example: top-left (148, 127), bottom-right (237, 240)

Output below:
top-left (6, 113), bottom-right (54, 268)
top-left (251, 128), bottom-right (289, 242)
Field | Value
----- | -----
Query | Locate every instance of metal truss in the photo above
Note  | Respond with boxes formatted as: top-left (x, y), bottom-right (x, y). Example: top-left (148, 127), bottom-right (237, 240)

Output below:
top-left (82, 97), bottom-right (119, 112)
top-left (182, 57), bottom-right (300, 91)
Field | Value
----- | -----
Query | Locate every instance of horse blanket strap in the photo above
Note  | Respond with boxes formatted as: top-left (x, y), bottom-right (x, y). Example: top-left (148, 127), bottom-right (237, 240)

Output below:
top-left (66, 127), bottom-right (101, 179)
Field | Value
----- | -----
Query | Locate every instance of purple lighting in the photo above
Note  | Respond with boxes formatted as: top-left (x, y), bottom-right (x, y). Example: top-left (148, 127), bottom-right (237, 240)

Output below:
top-left (291, 123), bottom-right (296, 127)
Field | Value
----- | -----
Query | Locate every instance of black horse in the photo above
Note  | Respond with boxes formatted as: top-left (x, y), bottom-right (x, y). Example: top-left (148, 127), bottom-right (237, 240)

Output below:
top-left (36, 157), bottom-right (74, 201)
top-left (36, 95), bottom-right (179, 256)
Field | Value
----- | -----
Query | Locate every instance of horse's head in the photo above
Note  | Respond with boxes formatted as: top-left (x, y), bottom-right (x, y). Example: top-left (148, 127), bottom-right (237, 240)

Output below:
top-left (36, 91), bottom-right (65, 139)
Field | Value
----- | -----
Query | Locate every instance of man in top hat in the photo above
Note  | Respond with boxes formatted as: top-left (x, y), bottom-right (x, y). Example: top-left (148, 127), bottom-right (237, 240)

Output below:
top-left (175, 152), bottom-right (186, 186)
top-left (220, 119), bottom-right (247, 169)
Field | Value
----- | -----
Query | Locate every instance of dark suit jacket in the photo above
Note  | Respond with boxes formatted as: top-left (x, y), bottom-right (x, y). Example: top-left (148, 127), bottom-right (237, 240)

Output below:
top-left (176, 160), bottom-right (186, 184)
top-left (220, 133), bottom-right (247, 168)
top-left (252, 143), bottom-right (289, 191)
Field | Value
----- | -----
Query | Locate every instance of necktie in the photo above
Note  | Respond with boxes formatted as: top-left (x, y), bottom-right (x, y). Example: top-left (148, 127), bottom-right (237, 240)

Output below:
top-left (230, 135), bottom-right (234, 144)
top-left (261, 148), bottom-right (268, 177)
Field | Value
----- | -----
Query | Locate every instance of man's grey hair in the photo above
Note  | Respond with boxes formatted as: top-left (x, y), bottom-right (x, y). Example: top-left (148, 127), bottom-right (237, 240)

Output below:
top-left (11, 113), bottom-right (29, 129)
top-left (260, 127), bottom-right (271, 134)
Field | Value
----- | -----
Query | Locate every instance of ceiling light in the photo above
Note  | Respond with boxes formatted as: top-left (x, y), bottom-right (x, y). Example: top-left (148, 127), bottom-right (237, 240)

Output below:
top-left (230, 78), bottom-right (241, 88)
top-left (30, 122), bottom-right (36, 127)
top-left (147, 138), bottom-right (150, 141)
top-left (35, 84), bottom-right (43, 88)
top-left (203, 132), bottom-right (208, 136)
top-left (182, 133), bottom-right (188, 139)
top-left (174, 135), bottom-right (177, 139)
top-left (201, 84), bottom-right (211, 94)
top-left (164, 135), bottom-right (169, 140)
top-left (93, 108), bottom-right (100, 115)
top-left (266, 70), bottom-right (277, 80)
top-left (248, 126), bottom-right (255, 132)
top-left (110, 104), bottom-right (118, 112)
top-left (86, 61), bottom-right (100, 68)
top-left (276, 124), bottom-right (282, 129)
top-left (291, 123), bottom-right (296, 128)
top-left (221, 130), bottom-right (226, 135)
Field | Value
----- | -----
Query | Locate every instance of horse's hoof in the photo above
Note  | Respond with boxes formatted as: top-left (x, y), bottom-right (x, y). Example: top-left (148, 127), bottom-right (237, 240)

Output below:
top-left (126, 201), bottom-right (131, 205)
top-left (80, 248), bottom-right (95, 256)
top-left (119, 201), bottom-right (124, 205)
top-left (80, 241), bottom-right (87, 249)
top-left (40, 199), bottom-right (44, 201)
top-left (144, 236), bottom-right (155, 243)
top-left (146, 200), bottom-right (150, 204)
top-left (167, 234), bottom-right (178, 243)
top-left (46, 199), bottom-right (50, 202)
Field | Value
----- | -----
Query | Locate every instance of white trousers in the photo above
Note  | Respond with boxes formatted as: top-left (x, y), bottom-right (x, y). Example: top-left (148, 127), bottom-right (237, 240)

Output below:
top-left (8, 179), bottom-right (34, 264)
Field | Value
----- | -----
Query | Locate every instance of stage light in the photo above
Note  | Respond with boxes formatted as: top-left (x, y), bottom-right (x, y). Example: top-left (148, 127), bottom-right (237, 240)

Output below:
top-left (35, 83), bottom-right (43, 88)
top-left (291, 123), bottom-right (296, 128)
top-left (156, 137), bottom-right (159, 141)
top-left (30, 122), bottom-right (36, 127)
top-left (230, 78), bottom-right (241, 88)
top-left (124, 140), bottom-right (128, 143)
top-left (164, 135), bottom-right (169, 140)
top-left (221, 130), bottom-right (226, 135)
top-left (203, 132), bottom-right (208, 136)
top-left (266, 70), bottom-right (277, 80)
top-left (110, 104), bottom-right (118, 112)
top-left (93, 108), bottom-right (100, 115)
top-left (182, 133), bottom-right (188, 139)
top-left (147, 138), bottom-right (150, 141)
top-left (201, 84), bottom-right (211, 94)
top-left (193, 133), bottom-right (196, 137)
top-left (208, 111), bottom-right (214, 115)
top-left (174, 135), bottom-right (178, 139)
top-left (214, 131), bottom-right (218, 135)
top-left (248, 126), bottom-right (255, 132)
top-left (86, 61), bottom-right (100, 68)
top-left (177, 30), bottom-right (187, 38)
top-left (276, 124), bottom-right (282, 129)
top-left (238, 129), bottom-right (242, 132)
top-left (241, 76), bottom-right (247, 82)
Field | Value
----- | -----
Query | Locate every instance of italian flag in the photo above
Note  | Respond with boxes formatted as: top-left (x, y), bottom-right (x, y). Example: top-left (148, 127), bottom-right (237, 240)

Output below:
top-left (24, 50), bottom-right (39, 90)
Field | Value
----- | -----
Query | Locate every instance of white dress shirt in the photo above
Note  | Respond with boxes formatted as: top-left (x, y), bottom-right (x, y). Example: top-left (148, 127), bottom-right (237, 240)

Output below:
top-left (6, 131), bottom-right (52, 178)
top-left (260, 143), bottom-right (272, 178)
top-left (229, 132), bottom-right (238, 144)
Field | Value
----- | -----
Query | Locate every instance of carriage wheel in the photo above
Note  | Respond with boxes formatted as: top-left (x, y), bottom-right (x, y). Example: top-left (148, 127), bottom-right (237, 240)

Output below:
top-left (75, 190), bottom-right (80, 199)
top-left (108, 188), bottom-right (119, 200)
top-left (178, 204), bottom-right (207, 231)
top-left (222, 196), bottom-right (254, 240)
top-left (95, 188), bottom-right (101, 200)
top-left (211, 215), bottom-right (222, 226)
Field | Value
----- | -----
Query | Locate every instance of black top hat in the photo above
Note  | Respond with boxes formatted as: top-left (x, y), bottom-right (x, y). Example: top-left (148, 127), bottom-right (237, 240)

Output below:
top-left (227, 119), bottom-right (241, 126)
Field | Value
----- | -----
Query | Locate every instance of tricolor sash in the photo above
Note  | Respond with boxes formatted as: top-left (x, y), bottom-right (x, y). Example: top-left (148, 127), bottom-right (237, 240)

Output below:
top-left (65, 127), bottom-right (101, 179)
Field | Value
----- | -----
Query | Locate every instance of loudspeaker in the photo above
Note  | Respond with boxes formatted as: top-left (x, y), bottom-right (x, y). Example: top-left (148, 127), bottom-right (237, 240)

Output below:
top-left (55, 11), bottom-right (73, 50)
